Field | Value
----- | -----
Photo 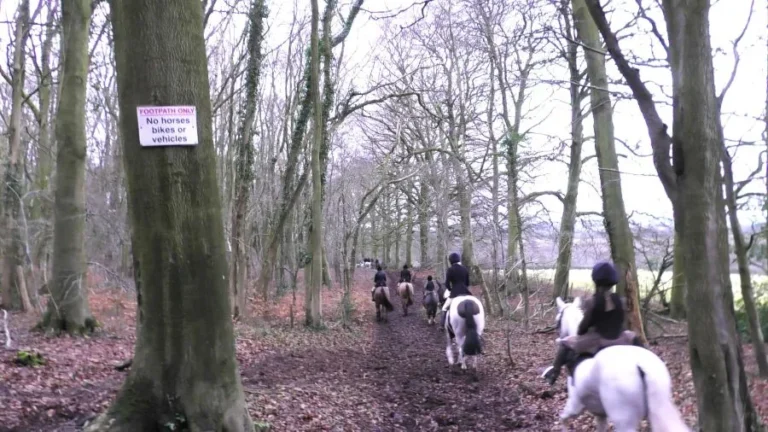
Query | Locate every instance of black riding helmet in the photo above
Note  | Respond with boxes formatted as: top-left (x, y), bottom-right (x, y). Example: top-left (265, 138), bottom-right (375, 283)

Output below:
top-left (448, 252), bottom-right (461, 264)
top-left (591, 261), bottom-right (618, 287)
top-left (403, 264), bottom-right (409, 270)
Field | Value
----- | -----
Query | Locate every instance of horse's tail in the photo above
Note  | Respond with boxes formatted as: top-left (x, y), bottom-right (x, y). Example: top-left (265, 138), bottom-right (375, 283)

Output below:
top-left (637, 356), bottom-right (688, 432)
top-left (457, 299), bottom-right (482, 355)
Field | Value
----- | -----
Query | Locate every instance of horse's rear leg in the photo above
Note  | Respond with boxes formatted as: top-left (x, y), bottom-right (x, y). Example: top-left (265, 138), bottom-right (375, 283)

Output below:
top-left (445, 331), bottom-right (455, 365)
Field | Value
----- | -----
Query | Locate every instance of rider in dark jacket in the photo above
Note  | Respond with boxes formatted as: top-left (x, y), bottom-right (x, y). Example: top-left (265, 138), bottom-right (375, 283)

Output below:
top-left (372, 266), bottom-right (387, 301)
top-left (543, 261), bottom-right (644, 385)
top-left (400, 264), bottom-right (412, 283)
top-left (424, 275), bottom-right (435, 292)
top-left (440, 253), bottom-right (472, 328)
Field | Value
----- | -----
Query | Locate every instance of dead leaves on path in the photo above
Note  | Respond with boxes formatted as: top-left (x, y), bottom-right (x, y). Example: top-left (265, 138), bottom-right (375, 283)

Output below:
top-left (0, 272), bottom-right (766, 431)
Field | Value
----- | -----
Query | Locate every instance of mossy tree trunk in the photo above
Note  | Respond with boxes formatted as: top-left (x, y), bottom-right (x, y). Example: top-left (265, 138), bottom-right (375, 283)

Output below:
top-left (85, 1), bottom-right (254, 430)
top-left (40, 0), bottom-right (96, 334)
top-left (229, 0), bottom-right (267, 319)
top-left (669, 232), bottom-right (686, 318)
top-left (305, 0), bottom-right (323, 328)
top-left (1, 0), bottom-right (30, 311)
top-left (574, 0), bottom-right (644, 341)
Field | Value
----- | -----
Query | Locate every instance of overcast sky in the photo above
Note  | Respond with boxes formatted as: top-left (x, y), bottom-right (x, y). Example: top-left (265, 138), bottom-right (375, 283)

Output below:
top-left (1, 0), bottom-right (764, 230)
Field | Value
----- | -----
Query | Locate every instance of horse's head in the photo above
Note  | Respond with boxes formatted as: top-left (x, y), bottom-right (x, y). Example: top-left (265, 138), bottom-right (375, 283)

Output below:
top-left (555, 297), bottom-right (584, 339)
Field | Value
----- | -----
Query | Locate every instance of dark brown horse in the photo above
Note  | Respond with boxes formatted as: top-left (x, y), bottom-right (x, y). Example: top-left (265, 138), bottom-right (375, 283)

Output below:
top-left (373, 286), bottom-right (393, 322)
top-left (397, 282), bottom-right (414, 316)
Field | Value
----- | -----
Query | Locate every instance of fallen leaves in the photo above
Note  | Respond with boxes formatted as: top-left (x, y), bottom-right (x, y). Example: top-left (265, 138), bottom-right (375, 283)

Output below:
top-left (0, 272), bottom-right (766, 431)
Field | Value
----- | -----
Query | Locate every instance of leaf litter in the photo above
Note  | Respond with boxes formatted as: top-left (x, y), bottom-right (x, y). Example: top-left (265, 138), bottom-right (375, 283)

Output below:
top-left (0, 270), bottom-right (766, 431)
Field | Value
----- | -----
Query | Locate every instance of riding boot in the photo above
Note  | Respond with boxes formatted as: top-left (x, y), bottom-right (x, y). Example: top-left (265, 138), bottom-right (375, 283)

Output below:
top-left (440, 310), bottom-right (447, 328)
top-left (544, 345), bottom-right (569, 386)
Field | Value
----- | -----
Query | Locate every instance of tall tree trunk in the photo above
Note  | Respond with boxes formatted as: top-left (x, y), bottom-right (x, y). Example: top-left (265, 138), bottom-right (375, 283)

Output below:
top-left (554, 4), bottom-right (586, 300)
top-left (722, 148), bottom-right (768, 376)
top-left (31, 2), bottom-right (57, 223)
top-left (39, 0), bottom-right (96, 333)
top-left (669, 231), bottom-right (686, 318)
top-left (86, 1), bottom-right (253, 430)
top-left (418, 180), bottom-right (429, 266)
top-left (229, 0), bottom-right (267, 319)
top-left (1, 0), bottom-right (31, 311)
top-left (405, 212), bottom-right (413, 265)
top-left (573, 0), bottom-right (644, 342)
top-left (305, 0), bottom-right (323, 328)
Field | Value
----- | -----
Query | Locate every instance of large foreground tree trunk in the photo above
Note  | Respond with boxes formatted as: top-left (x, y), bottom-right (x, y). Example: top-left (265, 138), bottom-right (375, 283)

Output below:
top-left (583, 1), bottom-right (762, 429)
top-left (39, 0), bottom-right (96, 333)
top-left (86, 1), bottom-right (253, 430)
top-left (669, 232), bottom-right (686, 318)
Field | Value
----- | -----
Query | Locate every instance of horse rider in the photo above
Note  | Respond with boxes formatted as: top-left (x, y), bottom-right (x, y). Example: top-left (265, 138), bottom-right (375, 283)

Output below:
top-left (399, 264), bottom-right (412, 284)
top-left (440, 252), bottom-right (472, 329)
top-left (371, 265), bottom-right (388, 301)
top-left (544, 261), bottom-right (645, 385)
top-left (424, 275), bottom-right (436, 296)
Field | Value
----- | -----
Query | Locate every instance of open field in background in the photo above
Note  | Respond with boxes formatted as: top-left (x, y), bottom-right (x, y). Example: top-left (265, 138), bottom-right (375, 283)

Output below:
top-left (480, 268), bottom-right (768, 303)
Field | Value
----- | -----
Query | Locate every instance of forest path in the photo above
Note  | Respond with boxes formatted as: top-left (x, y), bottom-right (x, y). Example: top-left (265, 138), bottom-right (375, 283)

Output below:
top-left (241, 270), bottom-right (550, 431)
top-left (363, 271), bottom-right (529, 431)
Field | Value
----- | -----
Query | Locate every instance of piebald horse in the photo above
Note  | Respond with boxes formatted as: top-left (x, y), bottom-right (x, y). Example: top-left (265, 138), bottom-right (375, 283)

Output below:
top-left (544, 297), bottom-right (689, 432)
top-left (397, 282), bottom-right (414, 316)
top-left (373, 286), bottom-right (393, 322)
top-left (445, 295), bottom-right (485, 370)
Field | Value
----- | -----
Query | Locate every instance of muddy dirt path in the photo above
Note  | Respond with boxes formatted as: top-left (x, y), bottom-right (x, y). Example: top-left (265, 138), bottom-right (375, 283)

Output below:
top-left (239, 270), bottom-right (552, 431)
top-left (362, 272), bottom-right (531, 431)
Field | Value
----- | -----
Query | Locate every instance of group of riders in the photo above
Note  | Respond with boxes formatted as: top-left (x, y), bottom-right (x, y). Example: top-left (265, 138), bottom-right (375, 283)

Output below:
top-left (370, 253), bottom-right (648, 385)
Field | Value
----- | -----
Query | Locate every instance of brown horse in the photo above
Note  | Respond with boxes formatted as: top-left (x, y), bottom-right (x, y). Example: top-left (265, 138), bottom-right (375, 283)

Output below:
top-left (373, 286), bottom-right (393, 322)
top-left (397, 282), bottom-right (414, 316)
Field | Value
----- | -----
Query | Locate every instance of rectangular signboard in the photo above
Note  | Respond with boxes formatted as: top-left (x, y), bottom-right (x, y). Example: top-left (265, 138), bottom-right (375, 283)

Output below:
top-left (137, 106), bottom-right (199, 146)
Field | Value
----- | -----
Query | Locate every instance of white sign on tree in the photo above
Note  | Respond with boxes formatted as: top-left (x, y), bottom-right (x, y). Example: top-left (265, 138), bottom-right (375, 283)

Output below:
top-left (137, 106), bottom-right (199, 146)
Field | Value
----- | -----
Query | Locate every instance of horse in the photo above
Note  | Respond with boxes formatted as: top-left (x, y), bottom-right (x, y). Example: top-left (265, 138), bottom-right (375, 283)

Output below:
top-left (444, 295), bottom-right (485, 370)
top-left (396, 281), bottom-right (414, 316)
top-left (373, 286), bottom-right (393, 322)
top-left (543, 297), bottom-right (689, 432)
top-left (423, 289), bottom-right (439, 324)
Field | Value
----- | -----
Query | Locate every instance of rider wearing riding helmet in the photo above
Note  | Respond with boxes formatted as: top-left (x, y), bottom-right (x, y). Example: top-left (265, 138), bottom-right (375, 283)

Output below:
top-left (544, 261), bottom-right (644, 385)
top-left (424, 275), bottom-right (435, 292)
top-left (399, 264), bottom-right (412, 284)
top-left (440, 252), bottom-right (472, 328)
top-left (371, 265), bottom-right (387, 301)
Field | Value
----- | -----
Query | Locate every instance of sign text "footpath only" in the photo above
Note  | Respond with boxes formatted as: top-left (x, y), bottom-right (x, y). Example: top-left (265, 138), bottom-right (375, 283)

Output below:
top-left (137, 106), bottom-right (199, 146)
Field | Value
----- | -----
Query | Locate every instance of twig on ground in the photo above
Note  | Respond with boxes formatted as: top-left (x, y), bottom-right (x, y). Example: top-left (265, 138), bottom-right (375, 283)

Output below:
top-left (114, 358), bottom-right (132, 371)
top-left (533, 325), bottom-right (556, 334)
top-left (2, 309), bottom-right (11, 348)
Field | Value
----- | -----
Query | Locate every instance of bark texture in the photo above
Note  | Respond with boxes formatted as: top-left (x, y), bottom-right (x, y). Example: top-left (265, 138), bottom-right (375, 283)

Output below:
top-left (573, 0), bottom-right (644, 340)
top-left (87, 1), bottom-right (253, 430)
top-left (553, 1), bottom-right (586, 300)
top-left (229, 0), bottom-right (267, 319)
top-left (40, 0), bottom-right (96, 334)
top-left (1, 0), bottom-right (31, 311)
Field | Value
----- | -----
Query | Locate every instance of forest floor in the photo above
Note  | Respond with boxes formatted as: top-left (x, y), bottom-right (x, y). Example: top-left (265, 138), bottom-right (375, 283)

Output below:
top-left (0, 269), bottom-right (767, 431)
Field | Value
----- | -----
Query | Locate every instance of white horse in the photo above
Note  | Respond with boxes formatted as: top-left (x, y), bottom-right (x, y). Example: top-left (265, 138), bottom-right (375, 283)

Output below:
top-left (445, 295), bottom-right (485, 370)
top-left (543, 297), bottom-right (689, 432)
